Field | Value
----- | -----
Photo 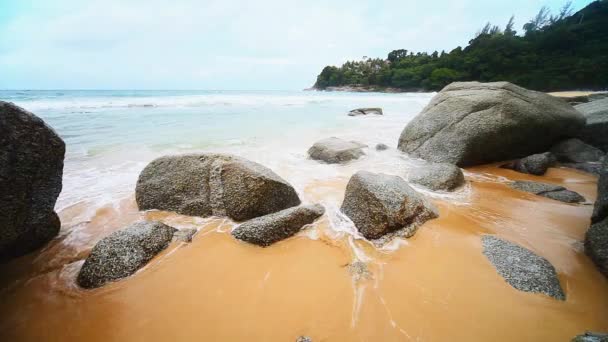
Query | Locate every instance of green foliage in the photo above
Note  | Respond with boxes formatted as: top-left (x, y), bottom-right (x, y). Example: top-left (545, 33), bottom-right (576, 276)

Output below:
top-left (314, 0), bottom-right (608, 92)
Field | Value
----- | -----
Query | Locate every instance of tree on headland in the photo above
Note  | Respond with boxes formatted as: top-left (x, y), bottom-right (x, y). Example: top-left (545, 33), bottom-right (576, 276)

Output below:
top-left (313, 0), bottom-right (608, 92)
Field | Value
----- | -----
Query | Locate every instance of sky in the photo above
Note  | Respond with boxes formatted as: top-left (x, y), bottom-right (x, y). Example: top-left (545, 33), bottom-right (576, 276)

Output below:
top-left (0, 0), bottom-right (592, 90)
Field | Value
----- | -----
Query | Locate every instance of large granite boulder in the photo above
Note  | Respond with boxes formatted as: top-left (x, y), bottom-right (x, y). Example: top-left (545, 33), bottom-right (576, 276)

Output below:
top-left (592, 159), bottom-right (608, 223)
top-left (585, 218), bottom-right (608, 277)
top-left (0, 101), bottom-right (65, 260)
top-left (340, 171), bottom-right (438, 240)
top-left (398, 82), bottom-right (585, 167)
top-left (232, 204), bottom-right (325, 247)
top-left (136, 154), bottom-right (301, 221)
top-left (308, 137), bottom-right (366, 164)
top-left (576, 98), bottom-right (608, 152)
top-left (409, 163), bottom-right (465, 191)
top-left (500, 152), bottom-right (556, 176)
top-left (551, 139), bottom-right (604, 163)
top-left (77, 221), bottom-right (176, 289)
top-left (482, 235), bottom-right (565, 300)
top-left (510, 181), bottom-right (585, 203)
top-left (348, 108), bottom-right (383, 116)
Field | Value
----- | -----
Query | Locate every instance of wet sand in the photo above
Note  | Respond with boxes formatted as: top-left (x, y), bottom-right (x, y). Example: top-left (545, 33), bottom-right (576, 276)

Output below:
top-left (1, 165), bottom-right (607, 341)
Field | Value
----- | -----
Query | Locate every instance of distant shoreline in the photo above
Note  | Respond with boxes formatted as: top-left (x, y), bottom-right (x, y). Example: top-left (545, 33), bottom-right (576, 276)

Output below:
top-left (305, 85), bottom-right (426, 93)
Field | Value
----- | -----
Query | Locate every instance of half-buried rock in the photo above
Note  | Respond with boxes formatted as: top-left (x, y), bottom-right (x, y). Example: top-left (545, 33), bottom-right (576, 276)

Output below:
top-left (500, 152), bottom-right (556, 176)
top-left (0, 101), bottom-right (66, 260)
top-left (398, 82), bottom-right (585, 167)
top-left (308, 137), bottom-right (366, 164)
top-left (341, 171), bottom-right (438, 240)
top-left (348, 108), bottom-right (383, 116)
top-left (482, 235), bottom-right (565, 300)
top-left (232, 204), bottom-right (325, 247)
top-left (510, 180), bottom-right (585, 203)
top-left (77, 221), bottom-right (176, 289)
top-left (136, 154), bottom-right (301, 221)
top-left (409, 163), bottom-right (465, 191)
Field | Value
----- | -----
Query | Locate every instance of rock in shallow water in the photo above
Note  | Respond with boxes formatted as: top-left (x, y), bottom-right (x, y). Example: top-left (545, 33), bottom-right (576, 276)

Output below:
top-left (340, 171), bottom-right (438, 240)
top-left (482, 235), bottom-right (565, 300)
top-left (77, 221), bottom-right (176, 289)
top-left (398, 81), bottom-right (585, 167)
top-left (409, 162), bottom-right (465, 191)
top-left (0, 101), bottom-right (66, 260)
top-left (348, 107), bottom-right (383, 116)
top-left (308, 137), bottom-right (366, 164)
top-left (500, 152), bottom-right (556, 176)
top-left (232, 204), bottom-right (325, 247)
top-left (510, 180), bottom-right (585, 203)
top-left (375, 143), bottom-right (389, 151)
top-left (136, 154), bottom-right (301, 221)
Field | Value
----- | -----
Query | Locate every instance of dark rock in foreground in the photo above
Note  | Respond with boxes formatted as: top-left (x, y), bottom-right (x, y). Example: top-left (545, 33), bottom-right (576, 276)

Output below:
top-left (308, 137), bottom-right (366, 164)
top-left (585, 218), bottom-right (608, 278)
top-left (398, 82), bottom-right (585, 167)
top-left (348, 108), bottom-right (383, 116)
top-left (576, 98), bottom-right (608, 152)
top-left (592, 159), bottom-right (608, 223)
top-left (409, 163), bottom-right (465, 191)
top-left (77, 221), bottom-right (176, 289)
top-left (136, 154), bottom-right (301, 221)
top-left (500, 152), bottom-right (556, 176)
top-left (375, 143), bottom-right (389, 151)
top-left (482, 235), bottom-right (565, 300)
top-left (341, 171), bottom-right (438, 240)
top-left (232, 204), bottom-right (324, 247)
top-left (510, 181), bottom-right (585, 203)
top-left (0, 101), bottom-right (66, 260)
top-left (551, 138), bottom-right (604, 163)
top-left (572, 331), bottom-right (608, 342)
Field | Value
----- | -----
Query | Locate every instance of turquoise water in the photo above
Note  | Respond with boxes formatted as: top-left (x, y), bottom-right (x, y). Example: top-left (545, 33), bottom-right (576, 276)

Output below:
top-left (1, 90), bottom-right (435, 221)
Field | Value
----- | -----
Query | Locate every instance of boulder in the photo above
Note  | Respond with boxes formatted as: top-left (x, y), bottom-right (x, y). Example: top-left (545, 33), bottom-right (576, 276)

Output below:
top-left (576, 98), bottom-right (608, 152)
top-left (232, 204), bottom-right (324, 247)
top-left (481, 235), bottom-right (565, 300)
top-left (340, 171), bottom-right (438, 240)
top-left (308, 137), bottom-right (366, 164)
top-left (348, 108), bottom-right (383, 116)
top-left (510, 180), bottom-right (585, 203)
top-left (398, 82), bottom-right (585, 167)
top-left (409, 163), bottom-right (465, 191)
top-left (500, 152), bottom-right (556, 175)
top-left (551, 138), bottom-right (604, 163)
top-left (585, 218), bottom-right (608, 277)
top-left (0, 101), bottom-right (65, 260)
top-left (592, 159), bottom-right (608, 223)
top-left (136, 154), bottom-right (301, 221)
top-left (77, 221), bottom-right (176, 289)
top-left (375, 143), bottom-right (389, 151)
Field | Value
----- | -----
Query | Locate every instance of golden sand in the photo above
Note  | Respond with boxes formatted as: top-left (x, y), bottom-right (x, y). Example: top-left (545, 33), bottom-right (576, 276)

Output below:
top-left (0, 165), bottom-right (607, 341)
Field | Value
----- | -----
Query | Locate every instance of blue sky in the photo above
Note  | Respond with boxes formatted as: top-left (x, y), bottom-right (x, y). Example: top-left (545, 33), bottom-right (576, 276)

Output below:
top-left (0, 0), bottom-right (592, 90)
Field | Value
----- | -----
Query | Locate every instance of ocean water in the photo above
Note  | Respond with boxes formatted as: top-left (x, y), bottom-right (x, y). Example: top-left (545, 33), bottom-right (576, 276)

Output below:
top-left (1, 89), bottom-right (438, 224)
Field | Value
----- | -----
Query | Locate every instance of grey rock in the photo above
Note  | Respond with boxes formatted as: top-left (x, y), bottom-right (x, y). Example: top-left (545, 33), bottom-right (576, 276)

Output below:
top-left (561, 162), bottom-right (603, 176)
top-left (173, 229), bottom-right (197, 243)
top-left (348, 107), bottom-right (383, 116)
top-left (0, 101), bottom-right (65, 260)
top-left (375, 143), bottom-right (389, 151)
top-left (409, 163), bottom-right (465, 191)
top-left (510, 180), bottom-right (585, 203)
top-left (572, 332), bottom-right (608, 342)
top-left (340, 171), bottom-right (438, 240)
top-left (585, 218), bottom-right (608, 277)
top-left (296, 337), bottom-right (313, 342)
top-left (500, 152), bottom-right (556, 176)
top-left (482, 235), bottom-right (565, 300)
top-left (398, 82), bottom-right (585, 167)
top-left (308, 137), bottom-right (366, 164)
top-left (551, 138), bottom-right (604, 163)
top-left (232, 204), bottom-right (325, 247)
top-left (136, 154), bottom-right (301, 221)
top-left (592, 159), bottom-right (608, 223)
top-left (576, 98), bottom-right (608, 152)
top-left (77, 221), bottom-right (176, 289)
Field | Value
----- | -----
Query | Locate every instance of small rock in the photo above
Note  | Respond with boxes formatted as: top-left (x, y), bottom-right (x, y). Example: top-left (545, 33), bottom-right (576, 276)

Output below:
top-left (409, 163), bottom-right (465, 191)
top-left (173, 228), bottom-right (197, 243)
top-left (375, 143), bottom-right (389, 151)
top-left (572, 331), bottom-right (608, 342)
top-left (308, 137), bottom-right (366, 164)
top-left (482, 235), bottom-right (565, 300)
top-left (551, 138), bottom-right (604, 163)
top-left (348, 107), bottom-right (383, 116)
top-left (296, 336), bottom-right (313, 342)
top-left (347, 261), bottom-right (372, 282)
top-left (77, 221), bottom-right (176, 289)
top-left (500, 152), bottom-right (556, 175)
top-left (510, 181), bottom-right (585, 203)
top-left (232, 204), bottom-right (325, 247)
top-left (341, 171), bottom-right (438, 240)
top-left (585, 217), bottom-right (608, 277)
